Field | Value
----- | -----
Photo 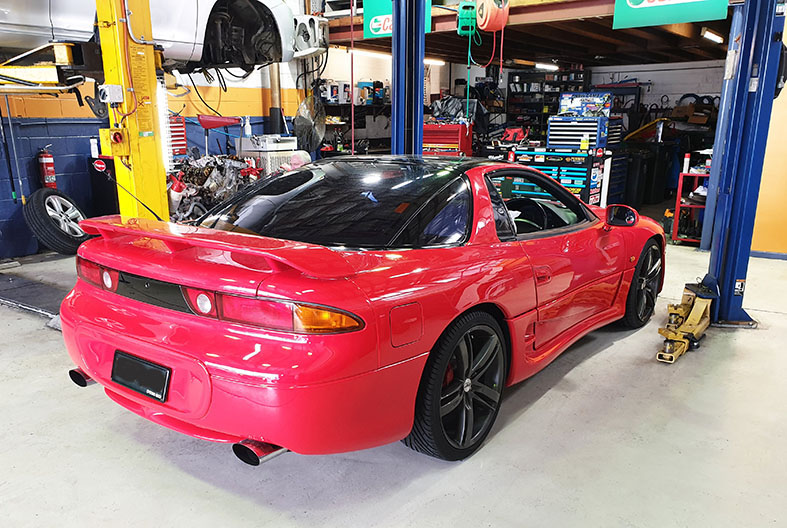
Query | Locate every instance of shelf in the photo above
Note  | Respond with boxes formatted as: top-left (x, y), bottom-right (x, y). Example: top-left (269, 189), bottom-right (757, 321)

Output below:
top-left (323, 103), bottom-right (392, 108)
top-left (678, 202), bottom-right (706, 209)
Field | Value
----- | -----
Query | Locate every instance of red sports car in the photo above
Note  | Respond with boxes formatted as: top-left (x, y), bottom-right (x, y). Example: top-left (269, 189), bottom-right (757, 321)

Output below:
top-left (62, 157), bottom-right (664, 465)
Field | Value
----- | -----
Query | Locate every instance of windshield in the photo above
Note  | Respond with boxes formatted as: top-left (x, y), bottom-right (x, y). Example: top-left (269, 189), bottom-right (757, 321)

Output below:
top-left (199, 158), bottom-right (468, 248)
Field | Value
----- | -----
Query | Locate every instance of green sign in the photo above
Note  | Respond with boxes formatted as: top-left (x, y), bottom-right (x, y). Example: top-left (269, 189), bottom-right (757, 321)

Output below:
top-left (613, 0), bottom-right (728, 30)
top-left (363, 0), bottom-right (432, 39)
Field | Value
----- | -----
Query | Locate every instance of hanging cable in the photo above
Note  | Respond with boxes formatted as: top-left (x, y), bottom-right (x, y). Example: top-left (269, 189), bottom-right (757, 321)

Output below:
top-left (350, 0), bottom-right (356, 155)
top-left (224, 68), bottom-right (254, 80)
top-left (466, 29), bottom-right (471, 121)
top-left (499, 23), bottom-right (505, 78)
top-left (188, 73), bottom-right (222, 116)
top-left (215, 68), bottom-right (228, 92)
top-left (470, 30), bottom-right (496, 68)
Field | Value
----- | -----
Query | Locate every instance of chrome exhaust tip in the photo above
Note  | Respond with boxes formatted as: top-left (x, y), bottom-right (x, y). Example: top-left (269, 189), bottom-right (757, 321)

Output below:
top-left (68, 368), bottom-right (95, 387)
top-left (232, 439), bottom-right (288, 466)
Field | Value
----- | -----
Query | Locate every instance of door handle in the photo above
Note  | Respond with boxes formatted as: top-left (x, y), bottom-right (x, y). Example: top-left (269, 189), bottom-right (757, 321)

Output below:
top-left (534, 265), bottom-right (552, 284)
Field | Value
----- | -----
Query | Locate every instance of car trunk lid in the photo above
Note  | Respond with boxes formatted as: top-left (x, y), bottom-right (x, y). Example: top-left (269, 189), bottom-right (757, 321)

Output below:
top-left (78, 216), bottom-right (358, 297)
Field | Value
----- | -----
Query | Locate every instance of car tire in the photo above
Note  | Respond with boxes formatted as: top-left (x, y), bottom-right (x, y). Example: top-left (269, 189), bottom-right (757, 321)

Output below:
top-left (403, 311), bottom-right (507, 461)
top-left (621, 239), bottom-right (663, 329)
top-left (22, 188), bottom-right (89, 255)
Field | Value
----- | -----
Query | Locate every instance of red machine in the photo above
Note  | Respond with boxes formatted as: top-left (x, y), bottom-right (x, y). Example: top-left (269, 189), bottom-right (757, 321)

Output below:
top-left (37, 146), bottom-right (57, 188)
top-left (423, 123), bottom-right (473, 156)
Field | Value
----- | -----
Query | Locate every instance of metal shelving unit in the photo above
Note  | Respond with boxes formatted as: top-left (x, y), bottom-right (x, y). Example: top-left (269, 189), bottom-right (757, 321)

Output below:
top-left (506, 69), bottom-right (587, 140)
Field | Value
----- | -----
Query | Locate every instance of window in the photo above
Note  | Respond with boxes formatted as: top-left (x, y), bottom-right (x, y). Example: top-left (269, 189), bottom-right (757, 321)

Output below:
top-left (484, 177), bottom-right (516, 241)
top-left (199, 159), bottom-right (467, 248)
top-left (391, 177), bottom-right (472, 248)
top-left (491, 170), bottom-right (588, 235)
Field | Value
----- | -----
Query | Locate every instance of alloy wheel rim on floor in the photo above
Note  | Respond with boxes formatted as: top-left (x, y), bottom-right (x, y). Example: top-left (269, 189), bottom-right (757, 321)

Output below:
top-left (637, 245), bottom-right (662, 321)
top-left (44, 195), bottom-right (86, 237)
top-left (440, 325), bottom-right (505, 449)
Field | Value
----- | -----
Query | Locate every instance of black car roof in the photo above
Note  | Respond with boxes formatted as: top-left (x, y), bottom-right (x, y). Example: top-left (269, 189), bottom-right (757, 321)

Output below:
top-left (311, 155), bottom-right (492, 173)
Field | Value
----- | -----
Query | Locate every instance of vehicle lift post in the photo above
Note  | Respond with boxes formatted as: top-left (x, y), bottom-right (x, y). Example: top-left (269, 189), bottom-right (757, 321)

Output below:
top-left (95, 0), bottom-right (169, 220)
top-left (658, 0), bottom-right (786, 361)
top-left (704, 0), bottom-right (785, 325)
top-left (391, 0), bottom-right (426, 155)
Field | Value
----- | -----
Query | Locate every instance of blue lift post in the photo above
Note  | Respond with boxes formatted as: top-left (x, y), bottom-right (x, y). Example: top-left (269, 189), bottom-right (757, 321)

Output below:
top-left (391, 0), bottom-right (426, 155)
top-left (704, 0), bottom-right (786, 324)
top-left (699, 8), bottom-right (744, 251)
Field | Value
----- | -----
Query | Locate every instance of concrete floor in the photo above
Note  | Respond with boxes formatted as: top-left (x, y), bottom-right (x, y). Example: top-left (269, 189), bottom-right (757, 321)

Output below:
top-left (2, 245), bottom-right (786, 527)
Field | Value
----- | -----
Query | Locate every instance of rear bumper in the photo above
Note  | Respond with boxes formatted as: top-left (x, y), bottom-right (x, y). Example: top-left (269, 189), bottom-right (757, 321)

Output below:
top-left (96, 355), bottom-right (428, 453)
top-left (60, 285), bottom-right (428, 455)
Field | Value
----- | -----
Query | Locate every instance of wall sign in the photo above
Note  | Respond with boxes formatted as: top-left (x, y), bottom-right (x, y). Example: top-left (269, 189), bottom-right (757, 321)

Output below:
top-left (363, 0), bottom-right (433, 39)
top-left (613, 0), bottom-right (728, 30)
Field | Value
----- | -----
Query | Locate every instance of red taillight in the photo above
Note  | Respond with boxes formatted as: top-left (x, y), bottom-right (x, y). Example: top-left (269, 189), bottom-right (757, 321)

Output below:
top-left (76, 257), bottom-right (102, 287)
top-left (214, 294), bottom-right (362, 334)
top-left (77, 257), bottom-right (119, 292)
top-left (218, 294), bottom-right (294, 331)
top-left (182, 288), bottom-right (217, 317)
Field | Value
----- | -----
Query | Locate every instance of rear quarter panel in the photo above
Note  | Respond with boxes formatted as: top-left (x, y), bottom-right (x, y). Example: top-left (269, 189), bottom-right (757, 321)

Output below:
top-left (345, 170), bottom-right (537, 368)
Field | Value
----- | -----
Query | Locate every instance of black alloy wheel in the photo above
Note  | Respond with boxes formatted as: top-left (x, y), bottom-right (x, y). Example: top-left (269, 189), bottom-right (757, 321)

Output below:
top-left (404, 311), bottom-right (507, 460)
top-left (622, 239), bottom-right (663, 328)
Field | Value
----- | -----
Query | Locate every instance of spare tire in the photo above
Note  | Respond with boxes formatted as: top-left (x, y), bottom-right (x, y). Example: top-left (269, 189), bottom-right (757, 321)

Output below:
top-left (22, 188), bottom-right (89, 255)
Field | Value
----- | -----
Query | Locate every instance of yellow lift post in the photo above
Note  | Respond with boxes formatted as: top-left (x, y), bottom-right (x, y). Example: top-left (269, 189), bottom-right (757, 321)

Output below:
top-left (96, 0), bottom-right (168, 220)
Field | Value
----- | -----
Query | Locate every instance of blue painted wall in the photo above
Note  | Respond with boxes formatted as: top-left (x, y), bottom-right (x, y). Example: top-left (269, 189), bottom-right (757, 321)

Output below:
top-left (0, 117), bottom-right (106, 258)
top-left (0, 115), bottom-right (291, 258)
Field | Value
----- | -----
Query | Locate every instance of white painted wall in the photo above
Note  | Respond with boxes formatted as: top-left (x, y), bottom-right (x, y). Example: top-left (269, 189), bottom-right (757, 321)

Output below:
top-left (589, 60), bottom-right (726, 107)
top-left (320, 48), bottom-right (450, 96)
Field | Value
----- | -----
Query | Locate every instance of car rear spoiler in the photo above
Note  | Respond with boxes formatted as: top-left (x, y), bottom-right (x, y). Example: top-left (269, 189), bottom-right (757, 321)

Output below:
top-left (80, 215), bottom-right (357, 280)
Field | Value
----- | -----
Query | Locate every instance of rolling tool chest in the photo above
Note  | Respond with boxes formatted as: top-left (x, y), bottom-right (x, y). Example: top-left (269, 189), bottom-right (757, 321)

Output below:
top-left (507, 147), bottom-right (611, 206)
top-left (423, 123), bottom-right (473, 157)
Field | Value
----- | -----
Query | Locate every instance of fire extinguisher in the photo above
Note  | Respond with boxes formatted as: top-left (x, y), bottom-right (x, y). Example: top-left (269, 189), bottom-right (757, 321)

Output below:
top-left (37, 145), bottom-right (57, 189)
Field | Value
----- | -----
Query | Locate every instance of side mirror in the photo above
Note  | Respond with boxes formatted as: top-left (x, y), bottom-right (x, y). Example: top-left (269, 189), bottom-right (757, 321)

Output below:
top-left (606, 204), bottom-right (639, 227)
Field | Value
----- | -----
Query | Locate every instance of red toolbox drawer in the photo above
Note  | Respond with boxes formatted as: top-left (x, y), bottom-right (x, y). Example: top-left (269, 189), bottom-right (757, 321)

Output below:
top-left (423, 123), bottom-right (473, 156)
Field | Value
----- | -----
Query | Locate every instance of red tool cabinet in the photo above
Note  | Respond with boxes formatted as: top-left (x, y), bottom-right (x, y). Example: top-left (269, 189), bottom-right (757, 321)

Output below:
top-left (423, 123), bottom-right (473, 157)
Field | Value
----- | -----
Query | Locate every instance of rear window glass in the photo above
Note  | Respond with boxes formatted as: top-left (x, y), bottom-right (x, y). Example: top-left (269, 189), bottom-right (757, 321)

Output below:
top-left (199, 159), bottom-right (466, 248)
top-left (392, 178), bottom-right (472, 247)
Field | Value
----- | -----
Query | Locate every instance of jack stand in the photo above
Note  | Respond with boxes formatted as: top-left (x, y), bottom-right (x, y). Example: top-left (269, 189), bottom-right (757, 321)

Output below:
top-left (657, 283), bottom-right (716, 364)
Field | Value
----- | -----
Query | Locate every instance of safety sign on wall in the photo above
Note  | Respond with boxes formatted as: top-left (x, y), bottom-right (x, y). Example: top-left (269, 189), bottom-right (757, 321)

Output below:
top-left (363, 0), bottom-right (433, 39)
top-left (613, 0), bottom-right (728, 30)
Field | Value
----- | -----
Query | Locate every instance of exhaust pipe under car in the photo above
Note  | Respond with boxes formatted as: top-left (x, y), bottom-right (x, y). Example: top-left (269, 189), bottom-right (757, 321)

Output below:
top-left (232, 439), bottom-right (288, 466)
top-left (68, 368), bottom-right (96, 387)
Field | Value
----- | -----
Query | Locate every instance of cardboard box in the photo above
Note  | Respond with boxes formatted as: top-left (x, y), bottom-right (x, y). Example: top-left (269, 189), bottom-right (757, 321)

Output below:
top-left (672, 104), bottom-right (695, 118)
top-left (687, 104), bottom-right (716, 125)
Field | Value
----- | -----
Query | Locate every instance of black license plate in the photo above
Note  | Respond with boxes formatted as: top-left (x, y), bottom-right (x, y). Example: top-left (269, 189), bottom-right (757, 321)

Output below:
top-left (111, 351), bottom-right (171, 402)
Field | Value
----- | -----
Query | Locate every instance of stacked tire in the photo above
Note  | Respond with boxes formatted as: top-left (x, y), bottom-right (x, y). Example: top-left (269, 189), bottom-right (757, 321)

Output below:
top-left (22, 188), bottom-right (89, 255)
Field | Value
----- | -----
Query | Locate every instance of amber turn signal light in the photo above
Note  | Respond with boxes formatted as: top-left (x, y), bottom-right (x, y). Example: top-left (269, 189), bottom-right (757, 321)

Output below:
top-left (294, 304), bottom-right (363, 334)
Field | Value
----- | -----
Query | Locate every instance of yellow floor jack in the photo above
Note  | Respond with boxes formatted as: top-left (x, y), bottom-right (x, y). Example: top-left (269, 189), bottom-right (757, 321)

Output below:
top-left (657, 283), bottom-right (716, 363)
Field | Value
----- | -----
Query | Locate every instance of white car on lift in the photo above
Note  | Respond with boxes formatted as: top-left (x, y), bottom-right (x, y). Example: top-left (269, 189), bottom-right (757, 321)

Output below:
top-left (0, 0), bottom-right (322, 71)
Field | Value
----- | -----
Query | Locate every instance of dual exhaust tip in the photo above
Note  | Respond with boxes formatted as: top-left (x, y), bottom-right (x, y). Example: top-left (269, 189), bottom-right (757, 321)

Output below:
top-left (232, 439), bottom-right (288, 466)
top-left (68, 368), bottom-right (287, 466)
top-left (69, 368), bottom-right (96, 387)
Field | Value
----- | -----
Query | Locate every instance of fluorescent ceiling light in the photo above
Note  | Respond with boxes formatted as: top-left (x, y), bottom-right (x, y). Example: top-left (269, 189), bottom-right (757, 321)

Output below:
top-left (347, 48), bottom-right (444, 66)
top-left (535, 62), bottom-right (559, 71)
top-left (700, 27), bottom-right (724, 44)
